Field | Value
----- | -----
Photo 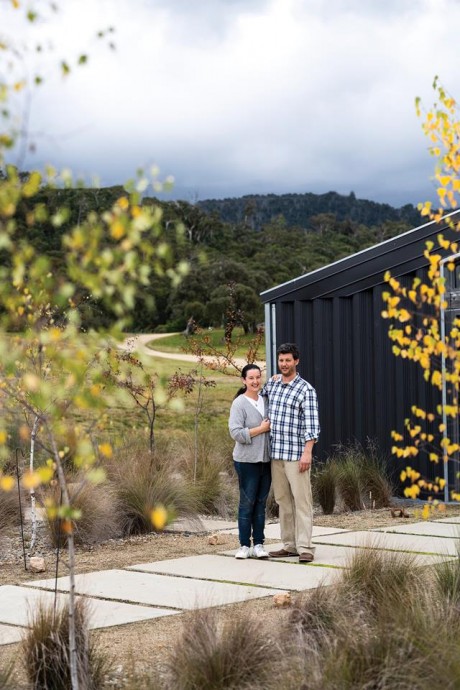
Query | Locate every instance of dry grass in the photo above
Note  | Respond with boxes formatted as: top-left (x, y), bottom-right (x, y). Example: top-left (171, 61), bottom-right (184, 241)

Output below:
top-left (107, 440), bottom-right (202, 536)
top-left (0, 488), bottom-right (23, 537)
top-left (22, 597), bottom-right (111, 690)
top-left (312, 459), bottom-right (337, 514)
top-left (42, 478), bottom-right (122, 548)
top-left (166, 607), bottom-right (280, 690)
top-left (284, 548), bottom-right (460, 690)
top-left (331, 442), bottom-right (394, 513)
top-left (171, 430), bottom-right (238, 519)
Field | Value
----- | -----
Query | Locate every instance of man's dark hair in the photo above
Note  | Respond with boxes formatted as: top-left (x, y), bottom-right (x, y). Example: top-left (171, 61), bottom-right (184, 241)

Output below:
top-left (277, 342), bottom-right (300, 360)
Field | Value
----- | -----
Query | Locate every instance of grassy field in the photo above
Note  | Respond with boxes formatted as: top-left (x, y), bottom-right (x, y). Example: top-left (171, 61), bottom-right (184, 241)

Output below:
top-left (147, 328), bottom-right (266, 359)
top-left (104, 354), bottom-right (242, 442)
top-left (0, 336), bottom-right (252, 467)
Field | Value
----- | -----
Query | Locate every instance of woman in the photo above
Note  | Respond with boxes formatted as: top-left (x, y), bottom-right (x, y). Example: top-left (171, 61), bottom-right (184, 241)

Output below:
top-left (228, 364), bottom-right (271, 559)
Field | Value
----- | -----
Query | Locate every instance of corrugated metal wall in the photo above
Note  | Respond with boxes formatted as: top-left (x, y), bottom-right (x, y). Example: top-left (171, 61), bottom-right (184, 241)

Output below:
top-left (272, 272), bottom-right (443, 486)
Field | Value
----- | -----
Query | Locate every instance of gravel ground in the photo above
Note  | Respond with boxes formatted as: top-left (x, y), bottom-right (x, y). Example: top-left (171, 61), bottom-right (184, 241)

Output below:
top-left (2, 502), bottom-right (460, 687)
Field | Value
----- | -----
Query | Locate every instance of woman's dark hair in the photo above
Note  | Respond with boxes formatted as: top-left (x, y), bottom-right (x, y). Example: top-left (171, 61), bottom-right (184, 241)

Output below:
top-left (234, 364), bottom-right (261, 399)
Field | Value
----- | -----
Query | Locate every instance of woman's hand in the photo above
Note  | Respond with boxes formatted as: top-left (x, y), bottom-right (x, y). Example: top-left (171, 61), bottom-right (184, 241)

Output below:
top-left (260, 418), bottom-right (270, 433)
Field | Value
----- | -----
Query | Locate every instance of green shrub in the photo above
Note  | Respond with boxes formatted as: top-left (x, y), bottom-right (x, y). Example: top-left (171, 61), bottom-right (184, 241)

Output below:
top-left (22, 597), bottom-right (111, 690)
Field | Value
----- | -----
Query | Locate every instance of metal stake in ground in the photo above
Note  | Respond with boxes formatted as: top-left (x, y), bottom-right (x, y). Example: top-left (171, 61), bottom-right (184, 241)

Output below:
top-left (15, 447), bottom-right (27, 571)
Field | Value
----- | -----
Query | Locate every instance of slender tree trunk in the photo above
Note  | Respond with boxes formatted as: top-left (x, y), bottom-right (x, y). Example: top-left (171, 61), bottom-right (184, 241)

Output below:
top-left (48, 427), bottom-right (79, 690)
top-left (29, 415), bottom-right (39, 552)
top-left (193, 365), bottom-right (204, 483)
top-left (149, 398), bottom-right (156, 455)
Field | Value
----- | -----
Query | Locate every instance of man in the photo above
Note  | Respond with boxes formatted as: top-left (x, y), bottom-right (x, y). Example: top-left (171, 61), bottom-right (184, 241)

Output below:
top-left (263, 343), bottom-right (320, 563)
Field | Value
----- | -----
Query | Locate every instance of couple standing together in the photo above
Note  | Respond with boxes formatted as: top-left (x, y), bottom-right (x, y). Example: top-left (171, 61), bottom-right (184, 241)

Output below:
top-left (228, 342), bottom-right (320, 563)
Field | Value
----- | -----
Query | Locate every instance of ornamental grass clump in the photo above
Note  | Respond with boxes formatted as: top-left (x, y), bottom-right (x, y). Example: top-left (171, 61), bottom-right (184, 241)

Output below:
top-left (433, 549), bottom-right (460, 605)
top-left (332, 441), bottom-right (393, 511)
top-left (339, 545), bottom-right (417, 615)
top-left (173, 430), bottom-right (238, 519)
top-left (42, 477), bottom-right (121, 548)
top-left (312, 459), bottom-right (338, 514)
top-left (289, 584), bottom-right (345, 642)
top-left (282, 548), bottom-right (460, 690)
top-left (22, 598), bottom-right (111, 690)
top-left (167, 607), bottom-right (280, 690)
top-left (335, 452), bottom-right (364, 511)
top-left (110, 443), bottom-right (201, 535)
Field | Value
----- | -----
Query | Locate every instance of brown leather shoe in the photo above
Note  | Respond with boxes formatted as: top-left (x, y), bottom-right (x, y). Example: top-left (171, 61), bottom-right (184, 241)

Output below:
top-left (268, 548), bottom-right (298, 558)
top-left (299, 552), bottom-right (314, 563)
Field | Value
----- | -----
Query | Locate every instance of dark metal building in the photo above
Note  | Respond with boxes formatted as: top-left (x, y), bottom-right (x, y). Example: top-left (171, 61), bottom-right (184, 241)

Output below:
top-left (261, 211), bottom-right (460, 496)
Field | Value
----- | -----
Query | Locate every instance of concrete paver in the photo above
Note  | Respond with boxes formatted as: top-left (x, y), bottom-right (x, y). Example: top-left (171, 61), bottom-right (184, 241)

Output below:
top-left (223, 523), bottom-right (352, 540)
top-left (372, 521), bottom-right (460, 539)
top-left (222, 542), bottom-right (451, 567)
top-left (313, 530), bottom-right (460, 556)
top-left (0, 585), bottom-right (178, 629)
top-left (3, 515), bottom-right (459, 648)
top-left (128, 555), bottom-right (340, 591)
top-left (430, 516), bottom-right (460, 524)
top-left (0, 624), bottom-right (23, 645)
top-left (23, 569), bottom-right (279, 610)
top-left (166, 517), bottom-right (237, 533)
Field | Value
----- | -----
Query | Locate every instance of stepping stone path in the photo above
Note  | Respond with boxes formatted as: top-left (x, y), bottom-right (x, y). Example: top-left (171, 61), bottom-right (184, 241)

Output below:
top-left (0, 518), bottom-right (457, 646)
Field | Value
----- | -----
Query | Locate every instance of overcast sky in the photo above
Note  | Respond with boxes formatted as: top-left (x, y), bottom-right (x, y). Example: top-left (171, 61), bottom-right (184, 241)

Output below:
top-left (3, 0), bottom-right (460, 207)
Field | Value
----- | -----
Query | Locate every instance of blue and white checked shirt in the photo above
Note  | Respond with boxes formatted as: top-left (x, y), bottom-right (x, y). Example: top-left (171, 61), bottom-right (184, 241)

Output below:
top-left (263, 374), bottom-right (320, 461)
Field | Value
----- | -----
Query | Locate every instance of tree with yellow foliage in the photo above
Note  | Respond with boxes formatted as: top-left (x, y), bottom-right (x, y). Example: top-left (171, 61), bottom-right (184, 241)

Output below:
top-left (0, 3), bottom-right (184, 688)
top-left (382, 77), bottom-right (460, 517)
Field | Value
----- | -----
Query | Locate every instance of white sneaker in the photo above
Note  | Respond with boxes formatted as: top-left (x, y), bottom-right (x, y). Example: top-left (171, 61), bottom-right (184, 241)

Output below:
top-left (235, 545), bottom-right (251, 559)
top-left (252, 544), bottom-right (269, 559)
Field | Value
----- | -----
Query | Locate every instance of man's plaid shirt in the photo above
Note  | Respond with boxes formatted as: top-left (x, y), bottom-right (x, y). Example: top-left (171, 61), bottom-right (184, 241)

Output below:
top-left (263, 374), bottom-right (320, 461)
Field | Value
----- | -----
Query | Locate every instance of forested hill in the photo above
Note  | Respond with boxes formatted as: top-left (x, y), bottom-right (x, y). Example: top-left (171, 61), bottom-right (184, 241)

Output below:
top-left (8, 183), bottom-right (423, 334)
top-left (197, 190), bottom-right (422, 230)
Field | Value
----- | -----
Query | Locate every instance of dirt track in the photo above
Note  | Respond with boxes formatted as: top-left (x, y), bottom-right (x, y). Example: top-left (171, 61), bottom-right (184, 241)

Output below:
top-left (119, 333), bottom-right (266, 370)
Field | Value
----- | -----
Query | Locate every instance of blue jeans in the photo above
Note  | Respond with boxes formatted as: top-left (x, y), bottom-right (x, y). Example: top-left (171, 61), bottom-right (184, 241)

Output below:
top-left (234, 461), bottom-right (272, 547)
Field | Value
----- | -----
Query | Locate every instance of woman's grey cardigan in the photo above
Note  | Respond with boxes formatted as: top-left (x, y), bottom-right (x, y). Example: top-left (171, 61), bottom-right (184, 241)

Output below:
top-left (228, 395), bottom-right (270, 463)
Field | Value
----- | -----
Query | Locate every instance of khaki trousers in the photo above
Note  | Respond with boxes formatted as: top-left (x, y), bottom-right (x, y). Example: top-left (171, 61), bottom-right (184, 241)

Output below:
top-left (271, 459), bottom-right (315, 556)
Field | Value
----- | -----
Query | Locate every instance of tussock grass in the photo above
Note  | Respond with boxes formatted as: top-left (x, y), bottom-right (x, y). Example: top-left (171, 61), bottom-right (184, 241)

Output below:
top-left (42, 477), bottom-right (121, 548)
top-left (433, 552), bottom-right (460, 605)
top-left (331, 441), bottom-right (393, 512)
top-left (335, 453), bottom-right (363, 511)
top-left (109, 440), bottom-right (201, 535)
top-left (167, 608), bottom-right (279, 690)
top-left (173, 430), bottom-right (238, 518)
top-left (22, 598), bottom-right (111, 690)
top-left (339, 546), bottom-right (417, 614)
top-left (282, 547), bottom-right (460, 690)
top-left (312, 459), bottom-right (337, 514)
